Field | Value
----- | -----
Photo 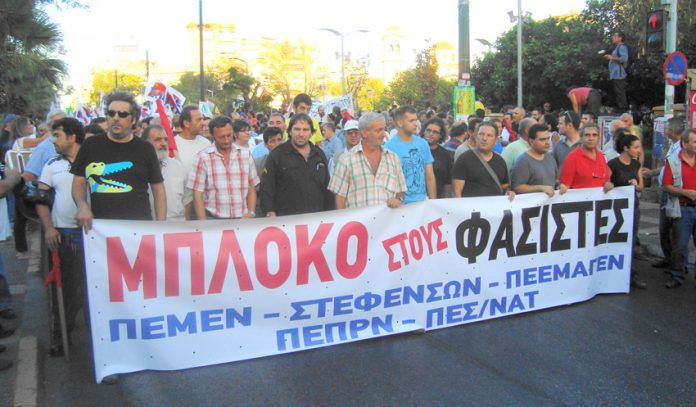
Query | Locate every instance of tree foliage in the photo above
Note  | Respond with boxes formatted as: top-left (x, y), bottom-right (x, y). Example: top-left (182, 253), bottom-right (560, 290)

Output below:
top-left (89, 69), bottom-right (145, 105)
top-left (387, 46), bottom-right (455, 110)
top-left (261, 40), bottom-right (321, 105)
top-left (0, 0), bottom-right (67, 116)
top-left (471, 0), bottom-right (696, 112)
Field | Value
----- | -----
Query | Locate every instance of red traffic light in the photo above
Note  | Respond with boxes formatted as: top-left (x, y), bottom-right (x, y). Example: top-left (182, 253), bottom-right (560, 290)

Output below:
top-left (647, 10), bottom-right (664, 30)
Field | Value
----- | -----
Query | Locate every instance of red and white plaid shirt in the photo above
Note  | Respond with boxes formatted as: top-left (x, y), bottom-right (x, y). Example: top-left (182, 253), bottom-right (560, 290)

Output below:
top-left (187, 144), bottom-right (260, 218)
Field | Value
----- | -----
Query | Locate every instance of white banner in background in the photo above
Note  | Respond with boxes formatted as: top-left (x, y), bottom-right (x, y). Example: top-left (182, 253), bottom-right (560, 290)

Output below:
top-left (84, 187), bottom-right (634, 382)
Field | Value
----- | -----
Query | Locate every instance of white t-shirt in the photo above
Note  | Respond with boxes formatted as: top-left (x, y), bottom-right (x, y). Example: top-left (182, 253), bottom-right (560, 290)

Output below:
top-left (175, 135), bottom-right (211, 175)
top-left (149, 157), bottom-right (190, 221)
top-left (39, 156), bottom-right (78, 228)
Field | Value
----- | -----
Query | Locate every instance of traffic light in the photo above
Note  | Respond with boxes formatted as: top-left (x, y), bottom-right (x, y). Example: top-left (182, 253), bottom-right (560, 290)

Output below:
top-left (646, 9), bottom-right (665, 53)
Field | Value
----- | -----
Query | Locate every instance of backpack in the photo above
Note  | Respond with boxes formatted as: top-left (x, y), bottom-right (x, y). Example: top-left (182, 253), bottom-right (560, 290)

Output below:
top-left (617, 43), bottom-right (635, 77)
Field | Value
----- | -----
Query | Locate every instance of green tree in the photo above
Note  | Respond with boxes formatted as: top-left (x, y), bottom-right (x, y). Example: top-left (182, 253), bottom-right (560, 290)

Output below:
top-left (89, 69), bottom-right (145, 105)
top-left (0, 0), bottom-right (67, 116)
top-left (261, 40), bottom-right (322, 104)
top-left (387, 46), bottom-right (454, 109)
top-left (471, 0), bottom-right (696, 112)
top-left (471, 16), bottom-right (603, 111)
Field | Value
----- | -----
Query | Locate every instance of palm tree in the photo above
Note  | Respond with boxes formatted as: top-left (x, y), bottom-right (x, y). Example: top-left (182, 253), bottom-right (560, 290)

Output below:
top-left (0, 0), bottom-right (67, 116)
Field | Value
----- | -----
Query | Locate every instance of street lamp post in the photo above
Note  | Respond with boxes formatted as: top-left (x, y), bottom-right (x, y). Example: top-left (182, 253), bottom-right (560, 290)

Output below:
top-left (319, 28), bottom-right (368, 96)
top-left (198, 0), bottom-right (205, 103)
top-left (508, 2), bottom-right (530, 107)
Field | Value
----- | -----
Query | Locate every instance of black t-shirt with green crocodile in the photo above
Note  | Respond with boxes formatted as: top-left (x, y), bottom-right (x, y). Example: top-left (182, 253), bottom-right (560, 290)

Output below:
top-left (70, 135), bottom-right (163, 220)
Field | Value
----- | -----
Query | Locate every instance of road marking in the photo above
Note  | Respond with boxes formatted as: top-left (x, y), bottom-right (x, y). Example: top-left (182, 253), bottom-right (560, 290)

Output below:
top-left (13, 336), bottom-right (38, 407)
top-left (640, 201), bottom-right (660, 210)
top-left (641, 216), bottom-right (659, 225)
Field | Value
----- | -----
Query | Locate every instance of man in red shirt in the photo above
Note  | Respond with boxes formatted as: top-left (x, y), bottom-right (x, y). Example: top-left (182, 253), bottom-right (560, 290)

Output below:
top-left (559, 124), bottom-right (613, 193)
top-left (662, 129), bottom-right (696, 288)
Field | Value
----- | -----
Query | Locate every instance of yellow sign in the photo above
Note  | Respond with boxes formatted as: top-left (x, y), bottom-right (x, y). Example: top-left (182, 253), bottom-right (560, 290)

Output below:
top-left (453, 86), bottom-right (476, 120)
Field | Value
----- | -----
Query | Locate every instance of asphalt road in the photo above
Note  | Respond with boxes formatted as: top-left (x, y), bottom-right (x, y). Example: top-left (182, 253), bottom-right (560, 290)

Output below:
top-left (4, 198), bottom-right (696, 407)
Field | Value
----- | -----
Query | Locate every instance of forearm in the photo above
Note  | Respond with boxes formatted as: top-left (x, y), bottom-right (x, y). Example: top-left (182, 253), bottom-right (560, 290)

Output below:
top-left (335, 195), bottom-right (346, 209)
top-left (192, 191), bottom-right (206, 220)
top-left (452, 179), bottom-right (464, 198)
top-left (425, 169), bottom-right (436, 199)
top-left (664, 185), bottom-right (694, 198)
top-left (246, 187), bottom-right (257, 214)
top-left (36, 204), bottom-right (54, 231)
top-left (513, 184), bottom-right (543, 194)
top-left (151, 183), bottom-right (166, 220)
top-left (72, 176), bottom-right (89, 209)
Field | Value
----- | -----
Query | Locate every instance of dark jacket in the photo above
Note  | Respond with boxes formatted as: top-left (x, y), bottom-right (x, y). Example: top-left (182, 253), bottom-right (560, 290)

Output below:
top-left (259, 141), bottom-right (335, 216)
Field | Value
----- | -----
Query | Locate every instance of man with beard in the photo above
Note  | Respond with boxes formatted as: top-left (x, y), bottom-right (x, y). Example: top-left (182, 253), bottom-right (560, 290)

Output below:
top-left (71, 90), bottom-right (166, 230)
top-left (511, 124), bottom-right (558, 197)
top-left (36, 117), bottom-right (87, 357)
top-left (143, 125), bottom-right (190, 220)
top-left (188, 116), bottom-right (259, 220)
top-left (260, 113), bottom-right (334, 216)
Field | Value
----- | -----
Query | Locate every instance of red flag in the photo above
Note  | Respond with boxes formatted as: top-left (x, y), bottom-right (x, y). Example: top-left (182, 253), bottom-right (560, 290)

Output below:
top-left (156, 99), bottom-right (178, 158)
top-left (43, 250), bottom-right (62, 289)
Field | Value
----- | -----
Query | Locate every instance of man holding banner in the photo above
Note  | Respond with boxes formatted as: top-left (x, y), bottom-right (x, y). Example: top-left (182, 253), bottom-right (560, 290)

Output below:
top-left (384, 106), bottom-right (436, 204)
top-left (260, 113), bottom-right (333, 216)
top-left (188, 116), bottom-right (259, 220)
top-left (328, 112), bottom-right (406, 209)
top-left (71, 90), bottom-right (166, 231)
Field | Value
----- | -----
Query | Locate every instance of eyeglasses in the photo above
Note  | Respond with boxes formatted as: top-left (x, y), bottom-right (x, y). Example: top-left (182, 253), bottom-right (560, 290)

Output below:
top-left (562, 110), bottom-right (572, 124)
top-left (107, 110), bottom-right (131, 118)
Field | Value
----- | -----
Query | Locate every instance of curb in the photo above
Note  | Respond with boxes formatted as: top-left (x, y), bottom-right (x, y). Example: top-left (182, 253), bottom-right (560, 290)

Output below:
top-left (13, 336), bottom-right (37, 407)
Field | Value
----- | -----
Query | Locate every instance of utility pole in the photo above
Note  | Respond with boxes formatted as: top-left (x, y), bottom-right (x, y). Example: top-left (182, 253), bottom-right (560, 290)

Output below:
top-left (146, 50), bottom-right (150, 79)
top-left (663, 0), bottom-right (678, 117)
top-left (517, 0), bottom-right (523, 107)
top-left (458, 0), bottom-right (470, 76)
top-left (199, 0), bottom-right (205, 103)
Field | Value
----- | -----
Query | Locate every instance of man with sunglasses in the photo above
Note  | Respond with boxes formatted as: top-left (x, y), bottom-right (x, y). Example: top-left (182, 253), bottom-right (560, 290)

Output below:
top-left (71, 90), bottom-right (166, 231)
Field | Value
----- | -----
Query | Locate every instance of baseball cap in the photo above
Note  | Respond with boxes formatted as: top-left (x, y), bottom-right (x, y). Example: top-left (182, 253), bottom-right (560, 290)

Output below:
top-left (2, 114), bottom-right (17, 124)
top-left (344, 120), bottom-right (359, 131)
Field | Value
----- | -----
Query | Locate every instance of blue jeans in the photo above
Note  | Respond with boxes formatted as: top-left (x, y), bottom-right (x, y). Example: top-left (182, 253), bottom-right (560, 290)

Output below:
top-left (670, 206), bottom-right (696, 280)
top-left (0, 255), bottom-right (11, 311)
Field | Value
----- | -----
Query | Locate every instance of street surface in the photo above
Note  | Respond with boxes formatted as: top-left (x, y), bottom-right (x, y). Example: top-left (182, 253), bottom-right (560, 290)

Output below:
top-left (2, 190), bottom-right (696, 406)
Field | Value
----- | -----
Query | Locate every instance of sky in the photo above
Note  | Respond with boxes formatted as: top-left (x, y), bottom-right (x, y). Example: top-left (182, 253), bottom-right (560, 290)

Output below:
top-left (46, 0), bottom-right (587, 97)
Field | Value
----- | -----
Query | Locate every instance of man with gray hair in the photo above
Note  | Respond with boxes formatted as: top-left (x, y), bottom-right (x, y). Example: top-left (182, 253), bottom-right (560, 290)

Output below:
top-left (143, 125), bottom-right (190, 220)
top-left (328, 112), bottom-right (406, 209)
top-left (652, 117), bottom-right (686, 269)
top-left (602, 119), bottom-right (628, 161)
top-left (662, 128), bottom-right (696, 288)
top-left (501, 117), bottom-right (536, 172)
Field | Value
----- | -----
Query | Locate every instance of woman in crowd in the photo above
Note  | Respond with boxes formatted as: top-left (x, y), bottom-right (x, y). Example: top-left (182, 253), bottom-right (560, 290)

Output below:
top-left (607, 129), bottom-right (647, 289)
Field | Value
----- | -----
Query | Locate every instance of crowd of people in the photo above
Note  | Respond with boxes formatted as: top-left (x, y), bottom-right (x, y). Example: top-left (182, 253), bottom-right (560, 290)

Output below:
top-left (0, 86), bottom-right (691, 374)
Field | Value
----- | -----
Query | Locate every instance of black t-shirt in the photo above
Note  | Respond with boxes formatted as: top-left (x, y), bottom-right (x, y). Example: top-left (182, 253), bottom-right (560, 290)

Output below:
top-left (430, 145), bottom-right (452, 198)
top-left (608, 157), bottom-right (640, 187)
top-left (452, 150), bottom-right (509, 197)
top-left (70, 135), bottom-right (163, 220)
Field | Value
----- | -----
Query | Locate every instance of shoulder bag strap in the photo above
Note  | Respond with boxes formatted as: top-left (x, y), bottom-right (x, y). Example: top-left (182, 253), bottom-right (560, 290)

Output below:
top-left (472, 149), bottom-right (504, 194)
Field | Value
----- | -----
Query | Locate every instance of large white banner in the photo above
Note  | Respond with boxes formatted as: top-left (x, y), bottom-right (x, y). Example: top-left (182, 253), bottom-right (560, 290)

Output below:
top-left (84, 187), bottom-right (634, 382)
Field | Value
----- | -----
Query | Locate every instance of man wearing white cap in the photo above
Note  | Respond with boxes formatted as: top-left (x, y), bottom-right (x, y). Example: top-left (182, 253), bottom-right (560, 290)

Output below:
top-left (329, 119), bottom-right (361, 175)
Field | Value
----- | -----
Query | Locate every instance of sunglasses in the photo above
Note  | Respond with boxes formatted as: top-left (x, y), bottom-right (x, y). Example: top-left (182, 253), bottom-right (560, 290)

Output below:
top-left (107, 110), bottom-right (131, 118)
